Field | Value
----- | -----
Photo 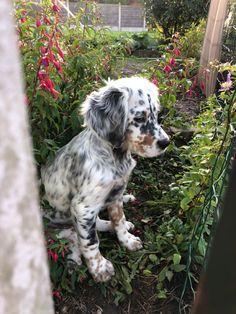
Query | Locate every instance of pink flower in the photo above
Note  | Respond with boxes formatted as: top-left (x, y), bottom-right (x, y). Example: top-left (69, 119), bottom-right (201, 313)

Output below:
top-left (219, 73), bottom-right (233, 92)
top-left (40, 56), bottom-right (49, 67)
top-left (36, 18), bottom-right (42, 27)
top-left (53, 60), bottom-right (62, 73)
top-left (45, 78), bottom-right (54, 90)
top-left (151, 78), bottom-right (158, 86)
top-left (200, 81), bottom-right (205, 92)
top-left (169, 57), bottom-right (176, 66)
top-left (43, 16), bottom-right (51, 25)
top-left (163, 64), bottom-right (171, 74)
top-left (40, 46), bottom-right (47, 54)
top-left (52, 290), bottom-right (62, 299)
top-left (186, 89), bottom-right (193, 97)
top-left (52, 1), bottom-right (60, 12)
top-left (48, 250), bottom-right (58, 262)
top-left (55, 42), bottom-right (64, 60)
top-left (20, 17), bottom-right (27, 23)
top-left (50, 88), bottom-right (60, 99)
top-left (173, 47), bottom-right (181, 56)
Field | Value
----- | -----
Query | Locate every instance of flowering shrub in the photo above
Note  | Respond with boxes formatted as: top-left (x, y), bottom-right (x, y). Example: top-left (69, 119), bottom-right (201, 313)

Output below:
top-left (142, 32), bottom-right (201, 126)
top-left (15, 0), bottom-right (124, 165)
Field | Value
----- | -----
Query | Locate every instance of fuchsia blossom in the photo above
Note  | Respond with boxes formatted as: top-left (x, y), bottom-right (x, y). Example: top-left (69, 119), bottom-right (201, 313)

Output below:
top-left (40, 56), bottom-right (50, 67)
top-left (44, 16), bottom-right (51, 25)
top-left (55, 41), bottom-right (64, 60)
top-left (52, 0), bottom-right (60, 12)
top-left (48, 250), bottom-right (59, 262)
top-left (219, 73), bottom-right (233, 92)
top-left (36, 18), bottom-right (42, 27)
top-left (169, 57), bottom-right (176, 67)
top-left (151, 78), bottom-right (158, 86)
top-left (53, 60), bottom-right (62, 73)
top-left (200, 81), bottom-right (205, 92)
top-left (173, 47), bottom-right (181, 56)
top-left (163, 64), bottom-right (172, 74)
top-left (52, 290), bottom-right (62, 299)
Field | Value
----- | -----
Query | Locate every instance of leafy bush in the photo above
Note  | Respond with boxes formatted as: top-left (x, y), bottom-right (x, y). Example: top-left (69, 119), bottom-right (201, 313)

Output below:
top-left (144, 0), bottom-right (209, 38)
top-left (15, 0), bottom-right (125, 165)
top-left (180, 19), bottom-right (206, 60)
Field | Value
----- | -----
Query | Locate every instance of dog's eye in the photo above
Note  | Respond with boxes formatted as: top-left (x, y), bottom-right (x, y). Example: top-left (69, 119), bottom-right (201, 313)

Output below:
top-left (134, 116), bottom-right (146, 123)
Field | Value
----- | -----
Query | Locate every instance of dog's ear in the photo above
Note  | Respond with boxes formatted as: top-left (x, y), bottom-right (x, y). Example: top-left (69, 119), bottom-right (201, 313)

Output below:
top-left (81, 86), bottom-right (128, 147)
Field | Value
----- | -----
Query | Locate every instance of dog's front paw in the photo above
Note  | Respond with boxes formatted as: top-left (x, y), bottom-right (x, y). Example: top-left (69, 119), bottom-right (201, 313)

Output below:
top-left (87, 255), bottom-right (115, 282)
top-left (123, 194), bottom-right (136, 203)
top-left (120, 232), bottom-right (143, 251)
top-left (125, 221), bottom-right (135, 230)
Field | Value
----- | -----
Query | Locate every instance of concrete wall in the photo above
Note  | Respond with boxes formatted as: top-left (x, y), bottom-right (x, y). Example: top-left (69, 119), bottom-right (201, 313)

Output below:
top-left (63, 1), bottom-right (146, 31)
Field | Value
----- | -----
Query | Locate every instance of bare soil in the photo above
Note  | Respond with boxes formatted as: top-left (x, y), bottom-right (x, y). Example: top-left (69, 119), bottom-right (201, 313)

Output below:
top-left (56, 275), bottom-right (192, 314)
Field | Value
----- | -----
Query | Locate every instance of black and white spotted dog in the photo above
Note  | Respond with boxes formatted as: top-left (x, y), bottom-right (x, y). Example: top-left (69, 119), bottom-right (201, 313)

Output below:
top-left (41, 76), bottom-right (169, 282)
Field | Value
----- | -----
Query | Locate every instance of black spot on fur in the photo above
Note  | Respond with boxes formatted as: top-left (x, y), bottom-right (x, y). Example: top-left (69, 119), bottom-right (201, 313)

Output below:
top-left (140, 121), bottom-right (156, 136)
top-left (138, 89), bottom-right (143, 97)
top-left (87, 222), bottom-right (98, 245)
top-left (139, 100), bottom-right (145, 105)
top-left (105, 185), bottom-right (125, 203)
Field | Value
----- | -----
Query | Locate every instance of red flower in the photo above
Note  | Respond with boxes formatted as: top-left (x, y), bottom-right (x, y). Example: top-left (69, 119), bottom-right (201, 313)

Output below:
top-left (43, 16), bottom-right (51, 25)
top-left (163, 64), bottom-right (171, 74)
top-left (45, 78), bottom-right (54, 90)
top-left (36, 18), bottom-right (42, 27)
top-left (52, 290), bottom-right (62, 299)
top-left (20, 17), bottom-right (27, 23)
top-left (55, 42), bottom-right (64, 60)
top-left (151, 78), bottom-right (158, 86)
top-left (186, 89), bottom-right (193, 97)
top-left (50, 88), bottom-right (60, 99)
top-left (48, 250), bottom-right (58, 262)
top-left (200, 81), bottom-right (205, 92)
top-left (40, 46), bottom-right (47, 54)
top-left (53, 60), bottom-right (62, 73)
top-left (40, 56), bottom-right (49, 67)
top-left (173, 47), bottom-right (181, 56)
top-left (52, 1), bottom-right (60, 12)
top-left (169, 57), bottom-right (176, 67)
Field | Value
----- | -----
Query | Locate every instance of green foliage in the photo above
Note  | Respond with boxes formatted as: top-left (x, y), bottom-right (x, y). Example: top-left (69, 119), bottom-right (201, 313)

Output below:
top-left (15, 0), bottom-right (125, 165)
top-left (180, 19), bottom-right (206, 60)
top-left (15, 1), bottom-right (236, 306)
top-left (144, 0), bottom-right (209, 38)
top-left (131, 32), bottom-right (159, 50)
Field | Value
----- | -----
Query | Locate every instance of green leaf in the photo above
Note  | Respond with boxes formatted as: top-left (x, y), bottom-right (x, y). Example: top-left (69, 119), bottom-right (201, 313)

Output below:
top-left (166, 270), bottom-right (173, 282)
top-left (143, 269), bottom-right (152, 276)
top-left (158, 266), bottom-right (167, 282)
top-left (149, 254), bottom-right (159, 264)
top-left (157, 290), bottom-right (167, 299)
top-left (173, 253), bottom-right (181, 265)
top-left (171, 264), bottom-right (186, 272)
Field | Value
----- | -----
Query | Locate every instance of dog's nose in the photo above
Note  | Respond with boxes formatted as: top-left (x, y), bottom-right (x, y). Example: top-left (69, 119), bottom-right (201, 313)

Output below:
top-left (157, 138), bottom-right (170, 150)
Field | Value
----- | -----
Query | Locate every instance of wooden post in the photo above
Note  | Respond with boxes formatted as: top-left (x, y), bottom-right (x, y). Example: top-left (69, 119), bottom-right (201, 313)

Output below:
top-left (118, 2), bottom-right (121, 31)
top-left (198, 0), bottom-right (229, 97)
top-left (0, 1), bottom-right (54, 313)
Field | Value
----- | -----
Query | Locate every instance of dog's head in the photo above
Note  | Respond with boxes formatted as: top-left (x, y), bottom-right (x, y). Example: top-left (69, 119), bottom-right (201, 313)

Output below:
top-left (81, 77), bottom-right (169, 157)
